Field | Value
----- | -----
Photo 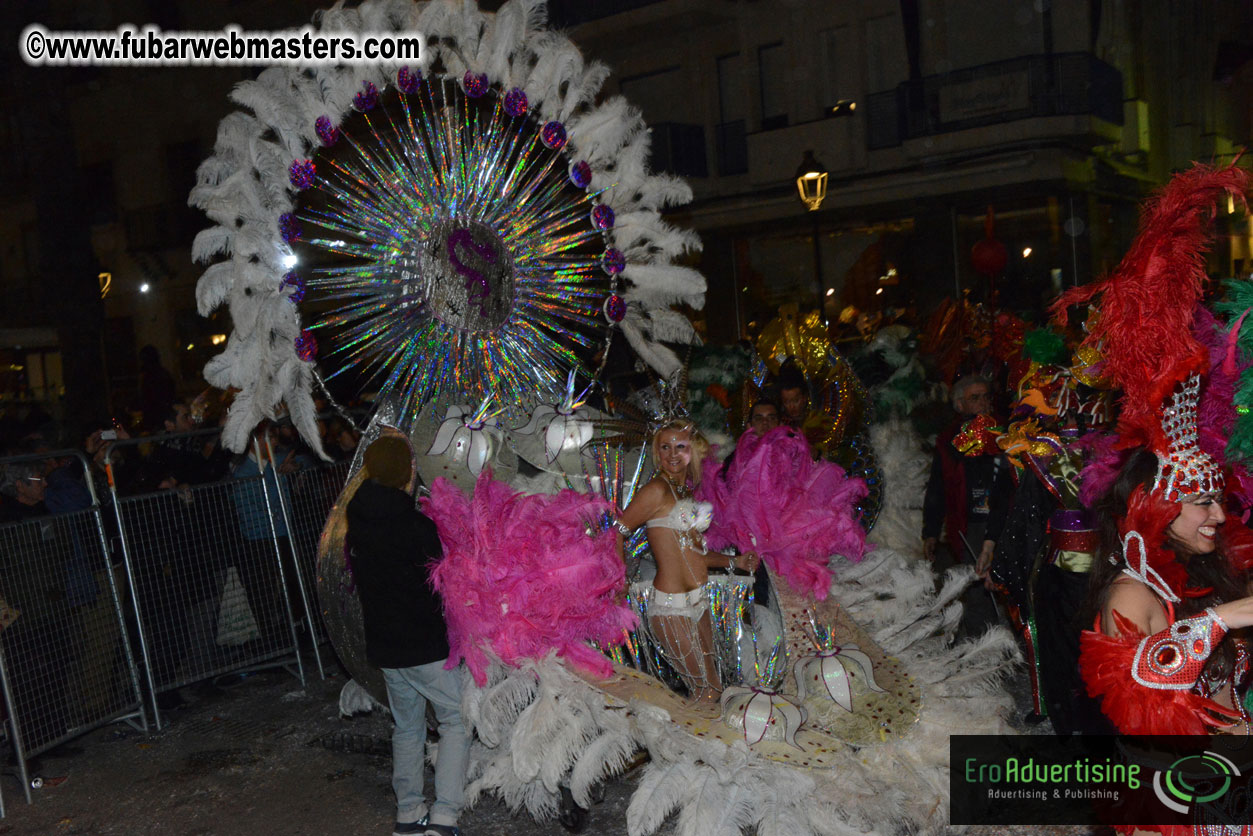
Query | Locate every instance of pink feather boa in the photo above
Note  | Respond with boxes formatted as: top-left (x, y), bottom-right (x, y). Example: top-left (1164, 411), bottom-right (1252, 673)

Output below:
top-left (423, 473), bottom-right (637, 686)
top-left (696, 427), bottom-right (867, 600)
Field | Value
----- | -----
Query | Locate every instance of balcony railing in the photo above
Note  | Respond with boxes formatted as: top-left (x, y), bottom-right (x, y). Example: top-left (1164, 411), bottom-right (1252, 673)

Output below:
top-left (866, 52), bottom-right (1123, 150)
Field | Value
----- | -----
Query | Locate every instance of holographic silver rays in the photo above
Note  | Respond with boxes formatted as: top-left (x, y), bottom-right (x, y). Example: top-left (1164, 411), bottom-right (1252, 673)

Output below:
top-left (300, 77), bottom-right (609, 423)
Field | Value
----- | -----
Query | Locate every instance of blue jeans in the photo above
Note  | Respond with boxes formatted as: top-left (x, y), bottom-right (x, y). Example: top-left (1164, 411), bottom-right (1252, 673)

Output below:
top-left (382, 661), bottom-right (471, 827)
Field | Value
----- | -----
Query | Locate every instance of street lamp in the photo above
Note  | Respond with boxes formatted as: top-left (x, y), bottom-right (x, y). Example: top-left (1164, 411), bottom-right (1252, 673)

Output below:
top-left (795, 150), bottom-right (828, 211)
top-left (795, 151), bottom-right (829, 317)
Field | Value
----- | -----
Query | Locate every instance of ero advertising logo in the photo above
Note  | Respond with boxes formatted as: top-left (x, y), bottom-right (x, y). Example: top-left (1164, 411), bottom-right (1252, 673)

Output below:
top-left (1152, 750), bottom-right (1240, 816)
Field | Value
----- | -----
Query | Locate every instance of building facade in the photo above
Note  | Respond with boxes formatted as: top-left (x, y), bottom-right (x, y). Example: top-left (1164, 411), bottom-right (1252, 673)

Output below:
top-left (561, 0), bottom-right (1253, 343)
top-left (1, 0), bottom-right (1250, 421)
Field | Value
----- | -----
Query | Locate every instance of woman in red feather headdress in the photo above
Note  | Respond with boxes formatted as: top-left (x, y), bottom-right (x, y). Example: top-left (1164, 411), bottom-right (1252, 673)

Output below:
top-left (1056, 162), bottom-right (1253, 835)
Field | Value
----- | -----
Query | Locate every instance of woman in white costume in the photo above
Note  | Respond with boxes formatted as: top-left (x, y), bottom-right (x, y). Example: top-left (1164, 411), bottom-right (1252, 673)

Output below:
top-left (616, 419), bottom-right (758, 704)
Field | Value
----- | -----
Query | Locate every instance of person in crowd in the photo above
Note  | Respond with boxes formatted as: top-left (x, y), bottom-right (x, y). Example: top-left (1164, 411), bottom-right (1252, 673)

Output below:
top-left (777, 364), bottom-right (810, 431)
top-left (149, 402), bottom-right (209, 487)
top-left (348, 436), bottom-right (469, 836)
top-left (324, 416), bottom-right (362, 462)
top-left (40, 448), bottom-right (130, 722)
top-left (615, 420), bottom-right (758, 706)
top-left (0, 461), bottom-right (46, 521)
top-left (921, 375), bottom-right (997, 562)
top-left (920, 374), bottom-right (1010, 636)
top-left (0, 454), bottom-right (77, 742)
top-left (746, 398), bottom-right (781, 437)
top-left (230, 423), bottom-right (299, 646)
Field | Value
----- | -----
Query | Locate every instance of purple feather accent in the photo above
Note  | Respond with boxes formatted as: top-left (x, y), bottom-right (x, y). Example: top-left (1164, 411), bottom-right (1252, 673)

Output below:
top-left (1075, 432), bottom-right (1125, 509)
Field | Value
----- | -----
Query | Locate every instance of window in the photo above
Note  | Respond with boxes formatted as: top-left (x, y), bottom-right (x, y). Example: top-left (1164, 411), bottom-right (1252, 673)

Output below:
top-left (717, 53), bottom-right (748, 175)
top-left (819, 26), bottom-right (858, 108)
top-left (864, 15), bottom-right (908, 95)
top-left (758, 42), bottom-right (788, 130)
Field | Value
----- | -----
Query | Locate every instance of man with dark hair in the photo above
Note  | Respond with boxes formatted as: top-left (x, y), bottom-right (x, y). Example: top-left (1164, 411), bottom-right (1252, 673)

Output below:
top-left (746, 397), bottom-right (781, 436)
top-left (348, 436), bottom-right (469, 836)
top-left (776, 365), bottom-right (809, 429)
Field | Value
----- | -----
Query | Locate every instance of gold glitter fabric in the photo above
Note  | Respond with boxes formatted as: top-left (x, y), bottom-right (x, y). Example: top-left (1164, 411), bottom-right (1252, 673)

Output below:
top-left (755, 304), bottom-right (831, 380)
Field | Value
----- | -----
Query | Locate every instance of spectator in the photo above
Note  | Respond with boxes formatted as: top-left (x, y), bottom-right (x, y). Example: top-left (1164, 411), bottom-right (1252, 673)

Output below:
top-left (0, 454), bottom-right (76, 742)
top-left (777, 363), bottom-right (810, 430)
top-left (43, 456), bottom-right (129, 723)
top-left (745, 398), bottom-right (781, 437)
top-left (920, 375), bottom-right (1010, 637)
top-left (0, 459), bottom-right (48, 521)
top-left (921, 375), bottom-right (996, 562)
top-left (348, 436), bottom-right (470, 836)
top-left (324, 417), bottom-right (361, 462)
top-left (230, 424), bottom-right (299, 645)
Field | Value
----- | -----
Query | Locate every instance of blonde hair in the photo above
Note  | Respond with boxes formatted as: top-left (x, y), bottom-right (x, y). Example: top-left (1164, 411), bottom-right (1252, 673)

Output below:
top-left (650, 420), bottom-right (707, 485)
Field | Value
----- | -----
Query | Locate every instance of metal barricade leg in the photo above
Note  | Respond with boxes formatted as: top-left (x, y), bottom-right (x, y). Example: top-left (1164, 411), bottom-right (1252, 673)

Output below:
top-left (255, 439), bottom-right (306, 688)
top-left (106, 472), bottom-right (166, 731)
top-left (0, 645), bottom-right (33, 805)
top-left (90, 508), bottom-right (148, 735)
top-left (263, 438), bottom-right (325, 680)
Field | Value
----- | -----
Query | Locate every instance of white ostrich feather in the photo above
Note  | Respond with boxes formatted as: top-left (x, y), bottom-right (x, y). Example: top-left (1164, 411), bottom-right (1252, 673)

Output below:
top-left (620, 263), bottom-right (706, 309)
top-left (674, 769), bottom-right (754, 836)
top-left (337, 678), bottom-right (383, 716)
top-left (568, 726), bottom-right (638, 808)
top-left (619, 316), bottom-right (681, 378)
top-left (646, 309), bottom-right (699, 344)
top-left (625, 759), bottom-right (696, 835)
top-left (568, 96), bottom-right (646, 166)
top-left (865, 418), bottom-right (929, 557)
top-left (192, 0), bottom-right (704, 453)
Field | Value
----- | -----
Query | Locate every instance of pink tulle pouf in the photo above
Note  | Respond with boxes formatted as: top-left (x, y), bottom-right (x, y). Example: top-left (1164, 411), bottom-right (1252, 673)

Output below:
top-left (698, 426), bottom-right (868, 600)
top-left (424, 472), bottom-right (637, 685)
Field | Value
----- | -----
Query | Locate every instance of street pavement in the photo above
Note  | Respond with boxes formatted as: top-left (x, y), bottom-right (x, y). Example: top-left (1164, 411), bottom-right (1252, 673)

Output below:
top-left (0, 655), bottom-right (1091, 836)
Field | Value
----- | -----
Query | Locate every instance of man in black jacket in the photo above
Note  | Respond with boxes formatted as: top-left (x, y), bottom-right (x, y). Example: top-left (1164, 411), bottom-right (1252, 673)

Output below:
top-left (347, 437), bottom-right (468, 836)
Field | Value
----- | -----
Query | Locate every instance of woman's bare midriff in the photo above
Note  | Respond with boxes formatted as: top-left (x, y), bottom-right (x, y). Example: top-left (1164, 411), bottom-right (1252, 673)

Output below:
top-left (647, 496), bottom-right (708, 594)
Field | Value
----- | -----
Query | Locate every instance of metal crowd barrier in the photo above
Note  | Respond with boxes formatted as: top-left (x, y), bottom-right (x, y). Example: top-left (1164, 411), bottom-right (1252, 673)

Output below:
top-left (0, 449), bottom-right (148, 805)
top-left (103, 430), bottom-right (340, 729)
top-left (271, 451), bottom-right (351, 656)
top-left (0, 424), bottom-right (357, 806)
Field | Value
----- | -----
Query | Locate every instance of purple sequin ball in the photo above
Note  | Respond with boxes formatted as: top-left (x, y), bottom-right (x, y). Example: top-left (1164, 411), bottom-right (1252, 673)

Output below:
top-left (463, 71), bottom-right (489, 98)
top-left (397, 66), bottom-right (421, 94)
top-left (295, 330), bottom-right (318, 362)
top-left (569, 160), bottom-right (592, 189)
top-left (601, 248), bottom-right (626, 275)
top-left (279, 213), bottom-right (302, 243)
top-left (315, 115), bottom-right (340, 147)
top-left (280, 271), bottom-right (306, 303)
top-left (353, 81), bottom-right (379, 111)
top-left (540, 121), bottom-right (567, 150)
top-left (288, 159), bottom-right (316, 191)
top-left (591, 204), bottom-right (615, 230)
top-left (503, 87), bottom-right (528, 117)
top-left (603, 294), bottom-right (627, 323)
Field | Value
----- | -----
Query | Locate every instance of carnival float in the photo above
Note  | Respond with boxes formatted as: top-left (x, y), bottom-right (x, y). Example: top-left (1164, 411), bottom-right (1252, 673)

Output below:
top-left (190, 2), bottom-right (1019, 833)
